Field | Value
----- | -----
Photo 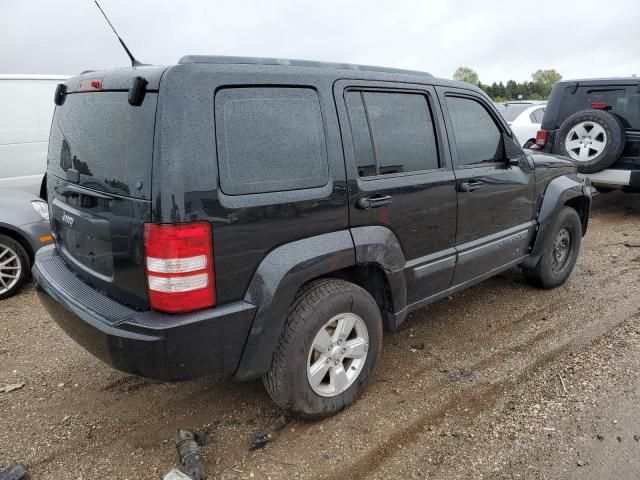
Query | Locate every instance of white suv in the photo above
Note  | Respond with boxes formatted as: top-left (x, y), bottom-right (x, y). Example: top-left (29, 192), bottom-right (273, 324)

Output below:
top-left (495, 101), bottom-right (546, 149)
top-left (0, 74), bottom-right (69, 198)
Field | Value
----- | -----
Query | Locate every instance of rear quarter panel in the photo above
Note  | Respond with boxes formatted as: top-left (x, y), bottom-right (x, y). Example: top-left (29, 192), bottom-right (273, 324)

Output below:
top-left (153, 64), bottom-right (350, 305)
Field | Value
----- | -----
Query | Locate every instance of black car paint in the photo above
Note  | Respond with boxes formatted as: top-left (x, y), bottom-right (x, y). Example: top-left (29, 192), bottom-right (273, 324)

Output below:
top-left (34, 60), bottom-right (592, 383)
top-left (34, 246), bottom-right (256, 381)
top-left (47, 175), bottom-right (152, 310)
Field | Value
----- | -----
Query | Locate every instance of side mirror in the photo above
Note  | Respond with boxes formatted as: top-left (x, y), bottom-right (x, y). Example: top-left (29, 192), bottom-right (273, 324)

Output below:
top-left (508, 157), bottom-right (521, 167)
top-left (503, 133), bottom-right (527, 169)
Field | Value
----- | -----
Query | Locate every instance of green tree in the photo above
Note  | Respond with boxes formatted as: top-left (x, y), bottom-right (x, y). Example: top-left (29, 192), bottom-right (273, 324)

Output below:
top-left (531, 69), bottom-right (562, 92)
top-left (453, 66), bottom-right (480, 86)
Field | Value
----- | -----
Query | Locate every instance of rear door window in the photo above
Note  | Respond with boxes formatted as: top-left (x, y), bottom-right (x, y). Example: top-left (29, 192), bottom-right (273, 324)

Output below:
top-left (529, 108), bottom-right (545, 123)
top-left (215, 87), bottom-right (329, 195)
top-left (345, 91), bottom-right (439, 177)
top-left (495, 103), bottom-right (529, 122)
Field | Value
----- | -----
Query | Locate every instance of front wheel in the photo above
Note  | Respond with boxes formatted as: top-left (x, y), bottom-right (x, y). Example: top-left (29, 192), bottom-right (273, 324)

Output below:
top-left (523, 207), bottom-right (582, 289)
top-left (263, 279), bottom-right (383, 419)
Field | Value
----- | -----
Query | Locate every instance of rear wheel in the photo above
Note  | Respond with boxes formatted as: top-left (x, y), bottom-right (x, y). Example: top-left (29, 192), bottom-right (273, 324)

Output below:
top-left (0, 234), bottom-right (30, 300)
top-left (263, 279), bottom-right (383, 419)
top-left (523, 207), bottom-right (582, 289)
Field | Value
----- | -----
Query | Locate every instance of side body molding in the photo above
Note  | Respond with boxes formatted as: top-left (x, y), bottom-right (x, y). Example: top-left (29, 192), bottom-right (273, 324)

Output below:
top-left (350, 226), bottom-right (408, 330)
top-left (234, 230), bottom-right (356, 380)
top-left (529, 175), bottom-right (592, 260)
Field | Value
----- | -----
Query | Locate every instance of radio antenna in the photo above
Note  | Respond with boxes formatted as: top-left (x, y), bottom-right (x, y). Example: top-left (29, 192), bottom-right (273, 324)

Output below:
top-left (94, 1), bottom-right (144, 67)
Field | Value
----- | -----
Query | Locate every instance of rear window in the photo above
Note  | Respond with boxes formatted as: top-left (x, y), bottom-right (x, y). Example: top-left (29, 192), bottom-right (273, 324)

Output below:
top-left (48, 92), bottom-right (156, 199)
top-left (215, 87), bottom-right (329, 195)
top-left (558, 86), bottom-right (640, 129)
top-left (494, 103), bottom-right (530, 122)
top-left (345, 90), bottom-right (440, 177)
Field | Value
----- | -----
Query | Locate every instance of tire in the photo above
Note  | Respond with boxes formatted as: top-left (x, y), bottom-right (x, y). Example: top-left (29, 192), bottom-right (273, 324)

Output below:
top-left (523, 207), bottom-right (582, 289)
top-left (555, 109), bottom-right (625, 174)
top-left (263, 279), bottom-right (383, 419)
top-left (0, 234), bottom-right (31, 301)
top-left (523, 139), bottom-right (535, 149)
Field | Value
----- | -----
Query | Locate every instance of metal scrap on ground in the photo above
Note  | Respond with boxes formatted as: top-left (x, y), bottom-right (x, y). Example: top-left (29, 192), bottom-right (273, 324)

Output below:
top-left (0, 384), bottom-right (24, 394)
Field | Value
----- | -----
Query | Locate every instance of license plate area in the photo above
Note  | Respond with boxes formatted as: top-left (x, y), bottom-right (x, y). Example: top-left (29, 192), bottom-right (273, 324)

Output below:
top-left (51, 197), bottom-right (114, 280)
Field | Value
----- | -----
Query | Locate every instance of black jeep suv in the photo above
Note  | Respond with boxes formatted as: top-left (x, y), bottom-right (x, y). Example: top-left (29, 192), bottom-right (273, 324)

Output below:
top-left (34, 56), bottom-right (593, 419)
top-left (536, 78), bottom-right (640, 191)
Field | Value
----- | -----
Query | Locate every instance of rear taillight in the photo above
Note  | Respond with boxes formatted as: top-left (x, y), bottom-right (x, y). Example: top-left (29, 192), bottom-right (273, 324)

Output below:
top-left (535, 129), bottom-right (548, 148)
top-left (144, 222), bottom-right (215, 313)
top-left (591, 102), bottom-right (609, 110)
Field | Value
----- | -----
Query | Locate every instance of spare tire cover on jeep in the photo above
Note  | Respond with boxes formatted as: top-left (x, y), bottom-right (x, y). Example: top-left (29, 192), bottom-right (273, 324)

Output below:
top-left (555, 109), bottom-right (625, 174)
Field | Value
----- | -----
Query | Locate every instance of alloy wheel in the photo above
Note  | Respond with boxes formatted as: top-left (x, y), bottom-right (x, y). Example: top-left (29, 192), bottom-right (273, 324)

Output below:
top-left (307, 312), bottom-right (369, 397)
top-left (0, 244), bottom-right (22, 296)
top-left (564, 121), bottom-right (607, 162)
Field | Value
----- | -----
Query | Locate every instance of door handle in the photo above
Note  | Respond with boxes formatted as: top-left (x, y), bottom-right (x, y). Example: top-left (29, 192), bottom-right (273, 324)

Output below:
top-left (458, 180), bottom-right (483, 192)
top-left (357, 195), bottom-right (393, 209)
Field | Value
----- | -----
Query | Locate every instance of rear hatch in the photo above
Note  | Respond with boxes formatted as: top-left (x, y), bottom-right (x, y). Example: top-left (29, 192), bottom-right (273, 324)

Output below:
top-left (46, 69), bottom-right (163, 309)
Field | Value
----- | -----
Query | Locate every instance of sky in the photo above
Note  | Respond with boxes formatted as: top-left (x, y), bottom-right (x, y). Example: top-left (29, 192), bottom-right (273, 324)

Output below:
top-left (1, 0), bottom-right (639, 83)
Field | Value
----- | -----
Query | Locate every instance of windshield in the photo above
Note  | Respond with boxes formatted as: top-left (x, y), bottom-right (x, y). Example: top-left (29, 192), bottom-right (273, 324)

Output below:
top-left (494, 103), bottom-right (530, 122)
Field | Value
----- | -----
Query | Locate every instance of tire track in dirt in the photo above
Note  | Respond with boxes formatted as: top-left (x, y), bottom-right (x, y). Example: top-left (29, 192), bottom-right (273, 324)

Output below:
top-left (324, 302), bottom-right (640, 480)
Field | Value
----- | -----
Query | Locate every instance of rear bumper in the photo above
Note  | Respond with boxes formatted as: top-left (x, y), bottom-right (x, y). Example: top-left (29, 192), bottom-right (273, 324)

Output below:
top-left (579, 169), bottom-right (640, 188)
top-left (33, 245), bottom-right (256, 381)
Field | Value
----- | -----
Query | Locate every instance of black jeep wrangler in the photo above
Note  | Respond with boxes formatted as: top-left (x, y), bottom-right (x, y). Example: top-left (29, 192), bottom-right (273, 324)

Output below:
top-left (536, 78), bottom-right (640, 191)
top-left (34, 56), bottom-right (593, 419)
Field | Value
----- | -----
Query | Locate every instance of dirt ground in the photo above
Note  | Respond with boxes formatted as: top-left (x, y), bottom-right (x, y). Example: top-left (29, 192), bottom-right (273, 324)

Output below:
top-left (1, 191), bottom-right (639, 480)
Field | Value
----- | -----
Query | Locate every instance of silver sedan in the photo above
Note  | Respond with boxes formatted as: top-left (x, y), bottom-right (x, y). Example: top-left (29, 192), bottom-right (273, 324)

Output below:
top-left (0, 189), bottom-right (53, 299)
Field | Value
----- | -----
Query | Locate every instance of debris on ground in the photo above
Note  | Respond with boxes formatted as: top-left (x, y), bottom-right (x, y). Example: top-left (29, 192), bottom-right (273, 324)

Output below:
top-left (164, 468), bottom-right (193, 480)
top-left (0, 463), bottom-right (27, 480)
top-left (447, 369), bottom-right (477, 382)
top-left (623, 240), bottom-right (640, 248)
top-left (2, 192), bottom-right (640, 479)
top-left (0, 383), bottom-right (24, 394)
top-left (249, 414), bottom-right (291, 451)
top-left (164, 429), bottom-right (207, 480)
top-left (410, 342), bottom-right (425, 352)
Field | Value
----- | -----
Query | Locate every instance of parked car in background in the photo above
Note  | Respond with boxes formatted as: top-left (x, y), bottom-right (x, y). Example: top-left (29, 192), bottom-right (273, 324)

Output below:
top-left (0, 74), bottom-right (69, 198)
top-left (34, 57), bottom-right (592, 419)
top-left (0, 189), bottom-right (53, 300)
top-left (495, 101), bottom-right (546, 148)
top-left (536, 78), bottom-right (640, 192)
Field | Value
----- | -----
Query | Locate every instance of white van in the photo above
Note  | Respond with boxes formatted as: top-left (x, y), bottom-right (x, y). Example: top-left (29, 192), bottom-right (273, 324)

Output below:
top-left (0, 74), bottom-right (69, 198)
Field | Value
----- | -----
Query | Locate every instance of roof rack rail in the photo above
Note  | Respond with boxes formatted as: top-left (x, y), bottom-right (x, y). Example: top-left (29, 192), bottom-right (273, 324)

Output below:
top-left (178, 55), bottom-right (433, 77)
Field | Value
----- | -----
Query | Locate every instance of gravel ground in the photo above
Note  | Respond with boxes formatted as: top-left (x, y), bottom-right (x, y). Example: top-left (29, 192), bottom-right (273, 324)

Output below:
top-left (1, 191), bottom-right (639, 480)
